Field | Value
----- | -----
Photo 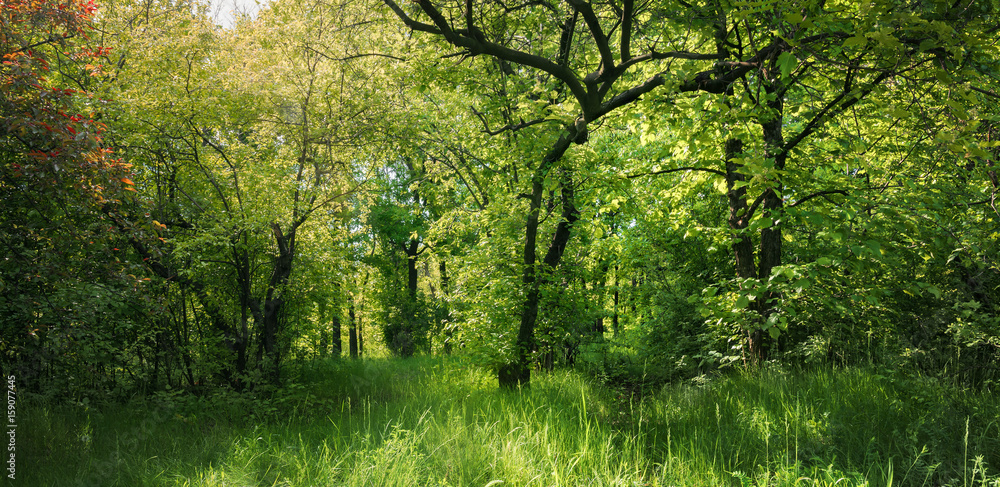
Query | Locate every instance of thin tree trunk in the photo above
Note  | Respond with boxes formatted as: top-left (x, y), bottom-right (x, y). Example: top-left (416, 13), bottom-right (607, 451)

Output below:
top-left (348, 294), bottom-right (358, 359)
top-left (612, 265), bottom-right (620, 336)
top-left (440, 259), bottom-right (453, 355)
top-left (725, 138), bottom-right (756, 280)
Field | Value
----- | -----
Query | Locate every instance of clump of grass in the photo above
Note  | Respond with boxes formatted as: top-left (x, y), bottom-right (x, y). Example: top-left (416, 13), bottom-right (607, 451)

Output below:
top-left (641, 365), bottom-right (1000, 486)
top-left (19, 357), bottom-right (1000, 486)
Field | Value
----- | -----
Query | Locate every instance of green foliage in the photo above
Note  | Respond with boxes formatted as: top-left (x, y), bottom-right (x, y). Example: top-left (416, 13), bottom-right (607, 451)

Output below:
top-left (20, 357), bottom-right (1000, 486)
top-left (4, 0), bottom-right (1000, 451)
top-left (0, 0), bottom-right (149, 399)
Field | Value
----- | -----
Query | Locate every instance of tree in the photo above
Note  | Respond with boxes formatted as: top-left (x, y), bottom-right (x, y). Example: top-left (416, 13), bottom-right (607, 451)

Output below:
top-left (100, 0), bottom-right (389, 387)
top-left (383, 0), bottom-right (729, 387)
top-left (1, 0), bottom-right (145, 396)
top-left (384, 0), bottom-right (1000, 378)
top-left (367, 157), bottom-right (435, 356)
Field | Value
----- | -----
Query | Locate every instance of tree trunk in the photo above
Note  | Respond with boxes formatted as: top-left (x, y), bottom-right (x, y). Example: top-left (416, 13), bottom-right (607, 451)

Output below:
top-left (751, 83), bottom-right (787, 362)
top-left (440, 259), bottom-right (453, 355)
top-left (251, 222), bottom-right (296, 385)
top-left (499, 158), bottom-right (580, 388)
top-left (499, 169), bottom-right (544, 388)
top-left (725, 138), bottom-right (756, 280)
top-left (612, 265), bottom-right (620, 336)
top-left (348, 294), bottom-right (358, 359)
top-left (330, 309), bottom-right (342, 358)
top-left (724, 137), bottom-right (767, 364)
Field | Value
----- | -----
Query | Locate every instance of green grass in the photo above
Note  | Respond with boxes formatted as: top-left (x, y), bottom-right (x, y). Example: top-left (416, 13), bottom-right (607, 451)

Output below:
top-left (19, 357), bottom-right (1000, 486)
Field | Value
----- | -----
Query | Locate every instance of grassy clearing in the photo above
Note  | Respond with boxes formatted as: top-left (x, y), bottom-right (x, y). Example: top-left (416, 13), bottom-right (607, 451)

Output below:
top-left (19, 357), bottom-right (1000, 486)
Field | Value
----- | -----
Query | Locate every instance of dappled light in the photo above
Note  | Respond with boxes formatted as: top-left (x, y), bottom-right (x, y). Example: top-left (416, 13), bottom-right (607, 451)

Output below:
top-left (3, 0), bottom-right (999, 484)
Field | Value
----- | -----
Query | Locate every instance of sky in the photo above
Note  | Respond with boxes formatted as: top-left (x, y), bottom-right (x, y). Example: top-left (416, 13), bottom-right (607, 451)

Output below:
top-left (208, 0), bottom-right (265, 29)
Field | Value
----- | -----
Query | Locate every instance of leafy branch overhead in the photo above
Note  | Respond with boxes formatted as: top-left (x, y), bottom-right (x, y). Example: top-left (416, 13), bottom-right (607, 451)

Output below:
top-left (2, 0), bottom-right (998, 409)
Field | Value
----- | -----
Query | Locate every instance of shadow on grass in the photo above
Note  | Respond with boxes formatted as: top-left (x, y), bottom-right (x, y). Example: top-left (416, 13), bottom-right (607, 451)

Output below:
top-left (19, 358), bottom-right (1000, 486)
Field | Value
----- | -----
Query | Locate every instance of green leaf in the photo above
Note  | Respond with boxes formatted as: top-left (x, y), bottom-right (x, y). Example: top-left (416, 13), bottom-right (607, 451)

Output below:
top-left (946, 100), bottom-right (969, 120)
top-left (843, 35), bottom-right (867, 48)
top-left (927, 285), bottom-right (942, 299)
top-left (866, 239), bottom-right (882, 257)
top-left (777, 51), bottom-right (798, 78)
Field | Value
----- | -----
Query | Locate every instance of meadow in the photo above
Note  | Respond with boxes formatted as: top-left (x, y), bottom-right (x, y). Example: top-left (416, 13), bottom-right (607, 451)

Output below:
top-left (20, 357), bottom-right (1000, 486)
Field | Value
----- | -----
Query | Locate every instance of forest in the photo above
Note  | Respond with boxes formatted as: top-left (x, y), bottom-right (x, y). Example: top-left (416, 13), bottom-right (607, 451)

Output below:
top-left (2, 0), bottom-right (1000, 484)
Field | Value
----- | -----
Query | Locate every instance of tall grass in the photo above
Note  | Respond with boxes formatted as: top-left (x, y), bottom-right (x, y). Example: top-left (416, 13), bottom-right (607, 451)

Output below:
top-left (19, 357), bottom-right (1000, 486)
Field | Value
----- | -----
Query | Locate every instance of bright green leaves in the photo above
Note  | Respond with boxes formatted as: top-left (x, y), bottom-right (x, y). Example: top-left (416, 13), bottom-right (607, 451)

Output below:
top-left (849, 239), bottom-right (884, 262)
top-left (777, 51), bottom-right (798, 79)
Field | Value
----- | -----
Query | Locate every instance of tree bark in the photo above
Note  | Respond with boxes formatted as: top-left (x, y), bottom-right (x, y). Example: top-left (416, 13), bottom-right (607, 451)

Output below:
top-left (405, 239), bottom-right (419, 300)
top-left (348, 294), bottom-right (358, 359)
top-left (750, 83), bottom-right (787, 363)
top-left (499, 142), bottom-right (581, 388)
top-left (440, 259), bottom-right (453, 354)
top-left (330, 308), bottom-right (342, 358)
top-left (725, 137), bottom-right (768, 364)
top-left (725, 138), bottom-right (756, 280)
top-left (249, 222), bottom-right (296, 384)
top-left (612, 265), bottom-right (620, 336)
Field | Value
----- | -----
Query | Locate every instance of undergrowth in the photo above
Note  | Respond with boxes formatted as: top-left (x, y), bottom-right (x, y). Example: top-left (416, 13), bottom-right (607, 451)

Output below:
top-left (18, 357), bottom-right (1000, 486)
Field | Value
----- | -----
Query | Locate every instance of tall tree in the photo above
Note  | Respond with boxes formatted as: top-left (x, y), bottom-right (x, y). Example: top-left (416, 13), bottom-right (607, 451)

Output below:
top-left (383, 0), bottom-right (729, 387)
top-left (101, 0), bottom-right (388, 386)
top-left (1, 0), bottom-right (141, 395)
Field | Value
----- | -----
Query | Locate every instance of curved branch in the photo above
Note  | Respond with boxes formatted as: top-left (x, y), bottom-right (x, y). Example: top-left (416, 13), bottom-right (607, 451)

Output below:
top-left (627, 166), bottom-right (726, 178)
top-left (790, 190), bottom-right (848, 207)
top-left (384, 0), bottom-right (589, 106)
top-left (471, 106), bottom-right (552, 135)
top-left (565, 0), bottom-right (615, 75)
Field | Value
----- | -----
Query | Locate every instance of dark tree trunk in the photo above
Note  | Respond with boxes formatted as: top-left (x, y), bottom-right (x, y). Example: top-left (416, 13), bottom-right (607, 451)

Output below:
top-left (499, 166), bottom-right (544, 388)
top-left (724, 137), bottom-right (766, 364)
top-left (612, 265), bottom-right (620, 336)
top-left (357, 273), bottom-right (365, 357)
top-left (250, 222), bottom-right (296, 385)
top-left (405, 239), bottom-right (419, 300)
top-left (499, 154), bottom-right (580, 388)
top-left (725, 138), bottom-right (756, 280)
top-left (751, 83), bottom-right (787, 362)
top-left (348, 295), bottom-right (358, 359)
top-left (440, 259), bottom-right (453, 354)
top-left (330, 310), bottom-right (342, 358)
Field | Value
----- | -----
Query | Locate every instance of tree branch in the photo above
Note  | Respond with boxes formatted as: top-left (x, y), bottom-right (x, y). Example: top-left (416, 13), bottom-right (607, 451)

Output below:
top-left (620, 0), bottom-right (633, 61)
top-left (790, 190), bottom-right (848, 207)
top-left (565, 0), bottom-right (616, 77)
top-left (471, 106), bottom-right (552, 135)
top-left (626, 166), bottom-right (726, 179)
top-left (384, 0), bottom-right (589, 106)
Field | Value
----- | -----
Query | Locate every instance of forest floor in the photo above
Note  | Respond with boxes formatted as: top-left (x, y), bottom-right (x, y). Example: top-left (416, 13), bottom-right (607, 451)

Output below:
top-left (18, 356), bottom-right (1000, 486)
